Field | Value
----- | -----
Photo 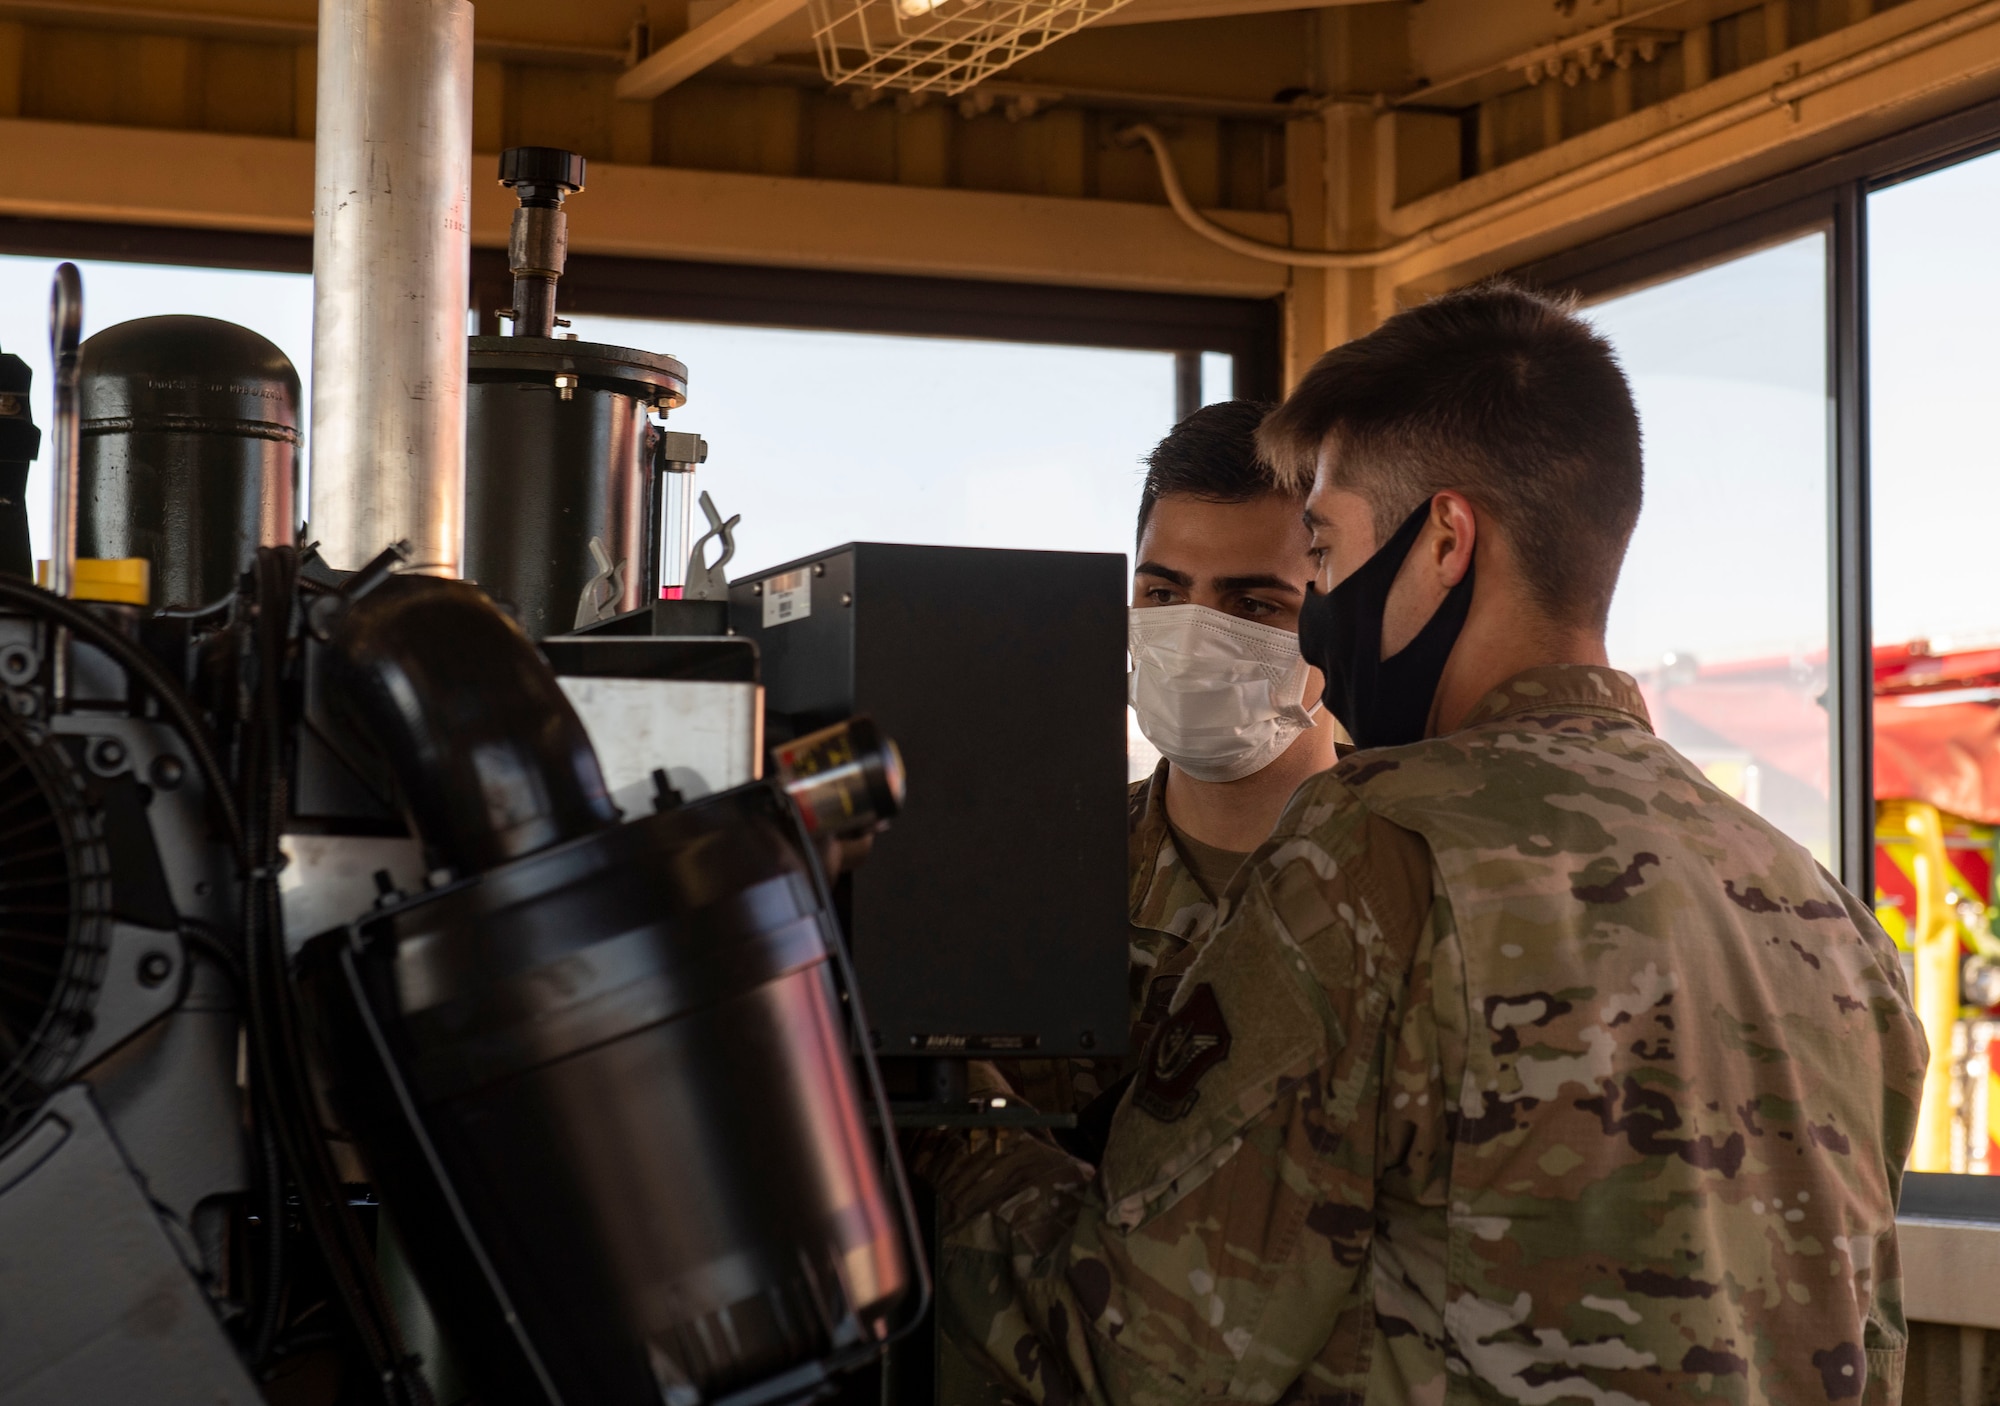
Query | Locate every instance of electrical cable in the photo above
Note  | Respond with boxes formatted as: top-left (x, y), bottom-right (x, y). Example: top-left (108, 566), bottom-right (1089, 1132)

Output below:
top-left (0, 578), bottom-right (305, 1372)
top-left (1115, 122), bottom-right (1431, 269)
top-left (1123, 1), bottom-right (2000, 271)
top-left (235, 548), bottom-right (432, 1406)
top-left (781, 796), bottom-right (934, 1350)
top-left (178, 920), bottom-right (245, 991)
top-left (0, 560), bottom-right (428, 1399)
top-left (0, 575), bottom-right (246, 863)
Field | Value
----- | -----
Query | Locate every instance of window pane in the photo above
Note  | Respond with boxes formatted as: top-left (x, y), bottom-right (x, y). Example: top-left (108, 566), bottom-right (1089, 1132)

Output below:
top-left (1200, 350), bottom-right (1233, 409)
top-left (1584, 234), bottom-right (1833, 865)
top-left (1869, 150), bottom-right (2000, 1175)
top-left (564, 314), bottom-right (1181, 784)
top-left (0, 255), bottom-right (314, 565)
top-left (561, 314), bottom-right (1171, 580)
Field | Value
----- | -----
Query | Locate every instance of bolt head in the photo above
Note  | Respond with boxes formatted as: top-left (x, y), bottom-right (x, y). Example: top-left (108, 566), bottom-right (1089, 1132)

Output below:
top-left (138, 951), bottom-right (173, 988)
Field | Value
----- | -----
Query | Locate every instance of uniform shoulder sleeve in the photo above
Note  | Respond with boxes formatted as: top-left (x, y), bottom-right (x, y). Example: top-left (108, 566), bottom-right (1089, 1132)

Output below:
top-left (1102, 775), bottom-right (1430, 1223)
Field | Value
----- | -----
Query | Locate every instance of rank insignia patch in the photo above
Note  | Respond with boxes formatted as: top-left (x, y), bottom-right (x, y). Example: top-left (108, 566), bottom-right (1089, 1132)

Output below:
top-left (1134, 982), bottom-right (1232, 1122)
top-left (1139, 974), bottom-right (1183, 1028)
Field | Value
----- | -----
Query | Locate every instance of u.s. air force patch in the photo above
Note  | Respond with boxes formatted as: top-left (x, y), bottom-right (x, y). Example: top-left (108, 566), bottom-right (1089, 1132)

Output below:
top-left (1133, 982), bottom-right (1231, 1122)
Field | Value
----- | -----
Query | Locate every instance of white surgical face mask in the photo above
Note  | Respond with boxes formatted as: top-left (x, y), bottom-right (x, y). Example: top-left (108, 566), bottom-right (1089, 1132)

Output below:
top-left (1128, 604), bottom-right (1320, 783)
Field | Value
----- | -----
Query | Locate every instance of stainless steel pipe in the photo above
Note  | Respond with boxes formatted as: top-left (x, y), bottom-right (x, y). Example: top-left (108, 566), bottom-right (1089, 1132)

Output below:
top-left (308, 0), bottom-right (472, 576)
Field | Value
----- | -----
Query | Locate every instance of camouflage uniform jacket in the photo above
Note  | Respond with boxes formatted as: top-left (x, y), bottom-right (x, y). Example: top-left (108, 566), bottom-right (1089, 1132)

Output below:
top-left (916, 664), bottom-right (1926, 1406)
top-left (1008, 762), bottom-right (1224, 1115)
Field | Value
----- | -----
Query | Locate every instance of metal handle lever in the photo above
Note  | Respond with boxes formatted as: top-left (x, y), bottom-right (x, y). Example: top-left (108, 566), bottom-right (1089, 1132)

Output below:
top-left (47, 263), bottom-right (80, 602)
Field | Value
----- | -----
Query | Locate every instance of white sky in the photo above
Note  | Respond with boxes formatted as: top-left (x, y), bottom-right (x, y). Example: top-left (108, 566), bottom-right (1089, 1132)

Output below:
top-left (1, 265), bottom-right (1230, 581)
top-left (1868, 147), bottom-right (2000, 650)
top-left (1585, 234), bottom-right (1831, 672)
top-left (0, 256), bottom-right (315, 566)
top-left (560, 314), bottom-right (1225, 581)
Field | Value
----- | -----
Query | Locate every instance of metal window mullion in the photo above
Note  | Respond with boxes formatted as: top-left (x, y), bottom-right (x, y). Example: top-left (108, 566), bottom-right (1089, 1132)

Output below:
top-left (1830, 180), bottom-right (1874, 898)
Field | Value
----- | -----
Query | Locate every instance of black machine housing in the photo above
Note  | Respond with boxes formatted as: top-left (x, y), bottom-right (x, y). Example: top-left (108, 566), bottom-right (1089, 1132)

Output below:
top-left (0, 555), bottom-right (925, 1406)
top-left (730, 542), bottom-right (1130, 1099)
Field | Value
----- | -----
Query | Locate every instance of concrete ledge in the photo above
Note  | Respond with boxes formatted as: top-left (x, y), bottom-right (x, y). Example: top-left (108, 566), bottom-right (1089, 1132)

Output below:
top-left (1901, 1217), bottom-right (2000, 1329)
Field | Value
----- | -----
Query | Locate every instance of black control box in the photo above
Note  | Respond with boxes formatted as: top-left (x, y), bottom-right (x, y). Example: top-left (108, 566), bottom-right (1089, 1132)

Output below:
top-left (731, 543), bottom-right (1128, 1063)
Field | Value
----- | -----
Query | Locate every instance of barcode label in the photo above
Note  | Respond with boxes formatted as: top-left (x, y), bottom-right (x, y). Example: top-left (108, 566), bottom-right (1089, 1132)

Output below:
top-left (763, 568), bottom-right (812, 626)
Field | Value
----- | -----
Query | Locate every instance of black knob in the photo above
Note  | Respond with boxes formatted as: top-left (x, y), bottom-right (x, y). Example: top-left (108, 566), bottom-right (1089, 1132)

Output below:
top-left (499, 146), bottom-right (586, 205)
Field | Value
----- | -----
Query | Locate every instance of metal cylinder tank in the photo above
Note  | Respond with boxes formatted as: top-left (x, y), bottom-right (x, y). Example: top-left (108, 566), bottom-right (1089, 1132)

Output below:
top-left (464, 338), bottom-right (686, 637)
top-left (76, 316), bottom-right (299, 608)
top-left (308, 0), bottom-right (473, 576)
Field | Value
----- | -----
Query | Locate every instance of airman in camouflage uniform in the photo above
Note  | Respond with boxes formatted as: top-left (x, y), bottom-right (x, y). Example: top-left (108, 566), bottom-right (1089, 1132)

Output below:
top-left (1007, 400), bottom-right (1338, 1116)
top-left (913, 282), bottom-right (1925, 1406)
top-left (917, 666), bottom-right (1923, 1406)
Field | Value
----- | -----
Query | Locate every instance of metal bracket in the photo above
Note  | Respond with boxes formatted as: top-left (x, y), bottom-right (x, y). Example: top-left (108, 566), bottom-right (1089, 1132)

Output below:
top-left (573, 536), bottom-right (627, 629)
top-left (681, 492), bottom-right (739, 602)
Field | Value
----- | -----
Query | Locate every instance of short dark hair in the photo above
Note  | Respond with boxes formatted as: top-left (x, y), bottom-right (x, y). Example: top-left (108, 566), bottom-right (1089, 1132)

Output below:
top-left (1136, 398), bottom-right (1283, 542)
top-left (1257, 280), bottom-right (1642, 632)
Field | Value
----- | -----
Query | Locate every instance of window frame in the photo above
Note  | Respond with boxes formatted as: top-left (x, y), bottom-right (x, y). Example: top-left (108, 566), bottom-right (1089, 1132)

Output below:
top-left (0, 212), bottom-right (1284, 400)
top-left (1515, 90), bottom-right (2000, 1216)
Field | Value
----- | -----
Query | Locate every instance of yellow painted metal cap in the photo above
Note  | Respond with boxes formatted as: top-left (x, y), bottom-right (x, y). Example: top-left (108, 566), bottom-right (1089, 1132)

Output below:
top-left (34, 557), bottom-right (152, 606)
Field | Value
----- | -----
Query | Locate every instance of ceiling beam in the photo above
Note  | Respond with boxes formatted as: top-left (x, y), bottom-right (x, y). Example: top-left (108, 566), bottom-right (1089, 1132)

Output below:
top-left (1095, 0), bottom-right (1379, 26)
top-left (614, 0), bottom-right (814, 100)
top-left (0, 114), bottom-right (1291, 297)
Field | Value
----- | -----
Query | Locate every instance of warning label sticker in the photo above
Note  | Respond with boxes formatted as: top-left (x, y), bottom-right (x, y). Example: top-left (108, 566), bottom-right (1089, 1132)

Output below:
top-left (763, 568), bottom-right (812, 627)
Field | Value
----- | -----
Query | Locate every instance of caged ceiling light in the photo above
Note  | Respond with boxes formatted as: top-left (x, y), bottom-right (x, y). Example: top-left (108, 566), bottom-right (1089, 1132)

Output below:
top-left (807, 0), bottom-right (1140, 96)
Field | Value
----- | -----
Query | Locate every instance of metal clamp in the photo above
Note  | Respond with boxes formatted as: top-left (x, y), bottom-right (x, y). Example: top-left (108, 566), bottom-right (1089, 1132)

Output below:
top-left (573, 537), bottom-right (627, 629)
top-left (681, 492), bottom-right (738, 602)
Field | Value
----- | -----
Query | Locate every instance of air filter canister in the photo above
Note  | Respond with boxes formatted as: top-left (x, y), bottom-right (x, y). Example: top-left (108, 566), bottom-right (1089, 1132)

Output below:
top-left (301, 782), bottom-right (909, 1406)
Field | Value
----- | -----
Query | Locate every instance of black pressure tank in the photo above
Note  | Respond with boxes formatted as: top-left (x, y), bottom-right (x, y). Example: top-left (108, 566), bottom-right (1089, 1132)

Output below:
top-left (0, 347), bottom-right (39, 578)
top-left (78, 316), bottom-right (299, 608)
top-left (464, 338), bottom-right (686, 637)
top-left (463, 144), bottom-right (692, 639)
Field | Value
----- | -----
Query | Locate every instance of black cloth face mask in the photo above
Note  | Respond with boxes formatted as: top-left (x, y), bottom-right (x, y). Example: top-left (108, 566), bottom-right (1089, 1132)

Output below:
top-left (1298, 496), bottom-right (1476, 750)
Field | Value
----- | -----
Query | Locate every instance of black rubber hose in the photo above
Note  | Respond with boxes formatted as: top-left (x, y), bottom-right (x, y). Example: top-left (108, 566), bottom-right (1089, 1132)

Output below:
top-left (0, 574), bottom-right (245, 863)
top-left (322, 575), bottom-right (616, 874)
top-left (239, 549), bottom-right (433, 1406)
top-left (246, 1115), bottom-right (286, 1363)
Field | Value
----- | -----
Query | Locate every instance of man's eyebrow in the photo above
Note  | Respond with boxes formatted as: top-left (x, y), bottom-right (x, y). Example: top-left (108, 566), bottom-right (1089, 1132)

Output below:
top-left (1213, 574), bottom-right (1301, 597)
top-left (1134, 560), bottom-right (1193, 587)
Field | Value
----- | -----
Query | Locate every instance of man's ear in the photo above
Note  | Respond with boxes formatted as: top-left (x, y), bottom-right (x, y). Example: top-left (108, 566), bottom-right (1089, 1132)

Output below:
top-left (1428, 492), bottom-right (1478, 588)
